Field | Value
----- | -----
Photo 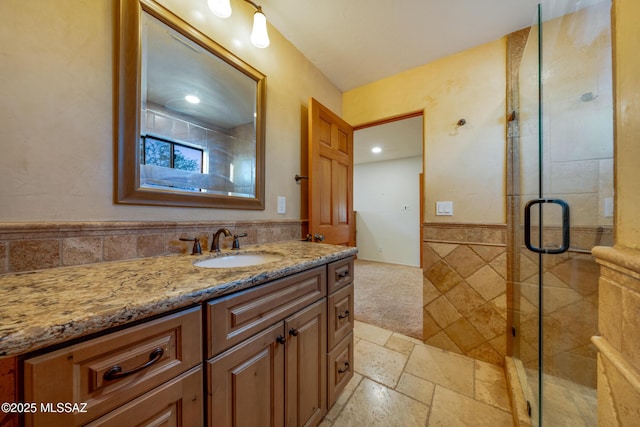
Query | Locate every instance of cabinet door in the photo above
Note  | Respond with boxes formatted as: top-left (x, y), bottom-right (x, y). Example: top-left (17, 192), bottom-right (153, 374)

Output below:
top-left (285, 299), bottom-right (327, 427)
top-left (207, 322), bottom-right (285, 427)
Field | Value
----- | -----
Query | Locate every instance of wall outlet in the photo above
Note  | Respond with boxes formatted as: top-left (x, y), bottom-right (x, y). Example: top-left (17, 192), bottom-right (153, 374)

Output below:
top-left (436, 201), bottom-right (453, 216)
top-left (277, 196), bottom-right (286, 214)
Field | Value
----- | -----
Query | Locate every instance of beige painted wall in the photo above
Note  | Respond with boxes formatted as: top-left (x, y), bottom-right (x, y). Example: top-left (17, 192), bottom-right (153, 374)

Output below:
top-left (0, 0), bottom-right (341, 222)
top-left (613, 0), bottom-right (640, 249)
top-left (343, 39), bottom-right (507, 225)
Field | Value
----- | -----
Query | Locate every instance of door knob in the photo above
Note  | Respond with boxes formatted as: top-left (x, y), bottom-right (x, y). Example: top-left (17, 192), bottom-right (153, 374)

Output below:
top-left (314, 233), bottom-right (325, 242)
top-left (289, 328), bottom-right (299, 336)
top-left (276, 335), bottom-right (287, 345)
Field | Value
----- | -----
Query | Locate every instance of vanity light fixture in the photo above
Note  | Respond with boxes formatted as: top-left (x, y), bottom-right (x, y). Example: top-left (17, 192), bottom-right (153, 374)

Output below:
top-left (207, 0), bottom-right (232, 18)
top-left (207, 0), bottom-right (270, 48)
top-left (371, 147), bottom-right (382, 154)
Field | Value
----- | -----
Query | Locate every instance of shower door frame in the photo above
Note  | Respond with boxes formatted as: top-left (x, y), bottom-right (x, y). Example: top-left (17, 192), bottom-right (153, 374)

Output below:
top-left (510, 0), bottom-right (614, 425)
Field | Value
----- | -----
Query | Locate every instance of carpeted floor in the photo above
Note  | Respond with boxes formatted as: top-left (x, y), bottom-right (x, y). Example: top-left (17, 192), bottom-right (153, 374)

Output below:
top-left (353, 259), bottom-right (423, 339)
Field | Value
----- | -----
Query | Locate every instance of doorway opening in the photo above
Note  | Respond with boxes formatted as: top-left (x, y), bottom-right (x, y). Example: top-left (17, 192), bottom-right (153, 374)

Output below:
top-left (352, 113), bottom-right (424, 339)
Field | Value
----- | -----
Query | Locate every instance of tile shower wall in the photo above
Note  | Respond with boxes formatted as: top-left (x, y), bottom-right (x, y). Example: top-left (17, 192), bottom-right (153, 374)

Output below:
top-left (514, 246), bottom-right (602, 388)
top-left (422, 223), bottom-right (508, 366)
top-left (592, 247), bottom-right (640, 425)
top-left (0, 220), bottom-right (305, 274)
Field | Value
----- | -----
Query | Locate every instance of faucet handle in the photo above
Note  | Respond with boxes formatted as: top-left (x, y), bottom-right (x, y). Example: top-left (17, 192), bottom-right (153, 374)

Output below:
top-left (179, 237), bottom-right (202, 255)
top-left (232, 233), bottom-right (248, 250)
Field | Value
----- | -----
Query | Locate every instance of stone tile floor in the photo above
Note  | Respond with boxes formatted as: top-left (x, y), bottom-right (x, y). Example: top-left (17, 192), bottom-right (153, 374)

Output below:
top-left (321, 321), bottom-right (514, 427)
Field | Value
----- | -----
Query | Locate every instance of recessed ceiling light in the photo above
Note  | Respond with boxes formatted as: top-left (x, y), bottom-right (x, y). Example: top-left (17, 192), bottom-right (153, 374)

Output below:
top-left (371, 147), bottom-right (382, 154)
top-left (185, 95), bottom-right (200, 104)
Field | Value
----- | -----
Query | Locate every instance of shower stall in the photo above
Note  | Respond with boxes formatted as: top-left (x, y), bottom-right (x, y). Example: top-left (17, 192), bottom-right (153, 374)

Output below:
top-left (509, 0), bottom-right (613, 425)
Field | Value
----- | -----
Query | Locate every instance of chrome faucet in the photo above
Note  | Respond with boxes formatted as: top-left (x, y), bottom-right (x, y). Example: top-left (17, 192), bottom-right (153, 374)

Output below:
top-left (211, 228), bottom-right (232, 252)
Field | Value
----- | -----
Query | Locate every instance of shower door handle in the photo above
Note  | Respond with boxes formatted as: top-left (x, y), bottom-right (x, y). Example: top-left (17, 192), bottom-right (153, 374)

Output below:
top-left (524, 199), bottom-right (570, 254)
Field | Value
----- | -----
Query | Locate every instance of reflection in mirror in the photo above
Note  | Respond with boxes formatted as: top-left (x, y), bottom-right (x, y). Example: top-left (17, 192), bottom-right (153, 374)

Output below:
top-left (115, 0), bottom-right (266, 209)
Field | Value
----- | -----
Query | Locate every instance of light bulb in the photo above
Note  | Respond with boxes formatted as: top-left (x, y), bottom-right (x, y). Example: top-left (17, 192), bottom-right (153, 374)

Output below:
top-left (250, 8), bottom-right (270, 48)
top-left (185, 95), bottom-right (200, 104)
top-left (208, 0), bottom-right (232, 18)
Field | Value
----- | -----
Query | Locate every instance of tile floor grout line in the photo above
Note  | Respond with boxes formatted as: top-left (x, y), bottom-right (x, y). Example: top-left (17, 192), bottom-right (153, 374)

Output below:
top-left (340, 321), bottom-right (514, 426)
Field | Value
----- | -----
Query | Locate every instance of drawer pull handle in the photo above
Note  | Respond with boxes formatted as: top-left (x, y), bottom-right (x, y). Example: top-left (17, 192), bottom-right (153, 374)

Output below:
top-left (103, 347), bottom-right (164, 381)
top-left (336, 271), bottom-right (349, 280)
top-left (289, 328), bottom-right (299, 337)
top-left (338, 362), bottom-right (350, 374)
top-left (276, 335), bottom-right (287, 345)
top-left (338, 310), bottom-right (350, 320)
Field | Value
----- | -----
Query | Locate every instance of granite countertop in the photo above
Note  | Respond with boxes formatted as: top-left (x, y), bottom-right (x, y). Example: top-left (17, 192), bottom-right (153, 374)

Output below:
top-left (0, 241), bottom-right (357, 358)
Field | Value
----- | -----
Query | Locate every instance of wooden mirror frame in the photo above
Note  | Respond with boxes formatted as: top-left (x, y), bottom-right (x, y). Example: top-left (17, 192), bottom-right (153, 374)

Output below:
top-left (115, 0), bottom-right (266, 209)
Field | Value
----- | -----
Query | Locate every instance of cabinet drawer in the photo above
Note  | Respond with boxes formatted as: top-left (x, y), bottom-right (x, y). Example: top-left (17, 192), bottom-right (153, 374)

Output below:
top-left (327, 257), bottom-right (354, 294)
top-left (207, 266), bottom-right (326, 358)
top-left (85, 365), bottom-right (203, 427)
top-left (327, 283), bottom-right (354, 349)
top-left (23, 306), bottom-right (202, 426)
top-left (327, 331), bottom-right (354, 407)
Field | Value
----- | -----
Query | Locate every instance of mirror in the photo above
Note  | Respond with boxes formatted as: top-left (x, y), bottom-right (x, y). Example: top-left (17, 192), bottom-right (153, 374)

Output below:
top-left (115, 0), bottom-right (266, 209)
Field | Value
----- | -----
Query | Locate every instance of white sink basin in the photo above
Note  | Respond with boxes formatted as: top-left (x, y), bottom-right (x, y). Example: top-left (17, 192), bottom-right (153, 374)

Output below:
top-left (194, 253), bottom-right (283, 268)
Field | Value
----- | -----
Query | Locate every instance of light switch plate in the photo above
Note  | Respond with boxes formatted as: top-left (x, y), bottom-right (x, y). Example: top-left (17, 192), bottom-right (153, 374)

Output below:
top-left (604, 197), bottom-right (613, 217)
top-left (277, 196), bottom-right (286, 214)
top-left (436, 201), bottom-right (453, 216)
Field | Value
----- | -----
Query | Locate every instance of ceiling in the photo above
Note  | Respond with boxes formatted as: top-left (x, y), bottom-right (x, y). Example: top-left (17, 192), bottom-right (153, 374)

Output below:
top-left (144, 11), bottom-right (257, 130)
top-left (263, 0), bottom-right (599, 164)
top-left (354, 116), bottom-right (423, 165)
top-left (265, 0), bottom-right (541, 91)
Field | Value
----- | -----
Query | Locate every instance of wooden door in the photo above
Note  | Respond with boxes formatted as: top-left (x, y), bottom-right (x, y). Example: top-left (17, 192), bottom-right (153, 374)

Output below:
top-left (308, 97), bottom-right (355, 246)
top-left (207, 322), bottom-right (285, 427)
top-left (285, 299), bottom-right (327, 427)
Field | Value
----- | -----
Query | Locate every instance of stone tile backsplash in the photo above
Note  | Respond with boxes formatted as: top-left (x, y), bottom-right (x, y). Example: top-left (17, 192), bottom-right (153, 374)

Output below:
top-left (0, 220), bottom-right (305, 274)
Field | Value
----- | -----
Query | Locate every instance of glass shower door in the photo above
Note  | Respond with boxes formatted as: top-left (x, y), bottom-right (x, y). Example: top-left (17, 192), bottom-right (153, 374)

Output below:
top-left (513, 0), bottom-right (613, 425)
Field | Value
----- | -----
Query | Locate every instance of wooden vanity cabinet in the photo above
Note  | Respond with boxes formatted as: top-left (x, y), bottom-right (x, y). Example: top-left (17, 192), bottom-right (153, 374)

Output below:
top-left (206, 268), bottom-right (328, 427)
top-left (19, 255), bottom-right (355, 427)
top-left (326, 257), bottom-right (354, 407)
top-left (22, 306), bottom-right (203, 427)
top-left (207, 300), bottom-right (326, 427)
